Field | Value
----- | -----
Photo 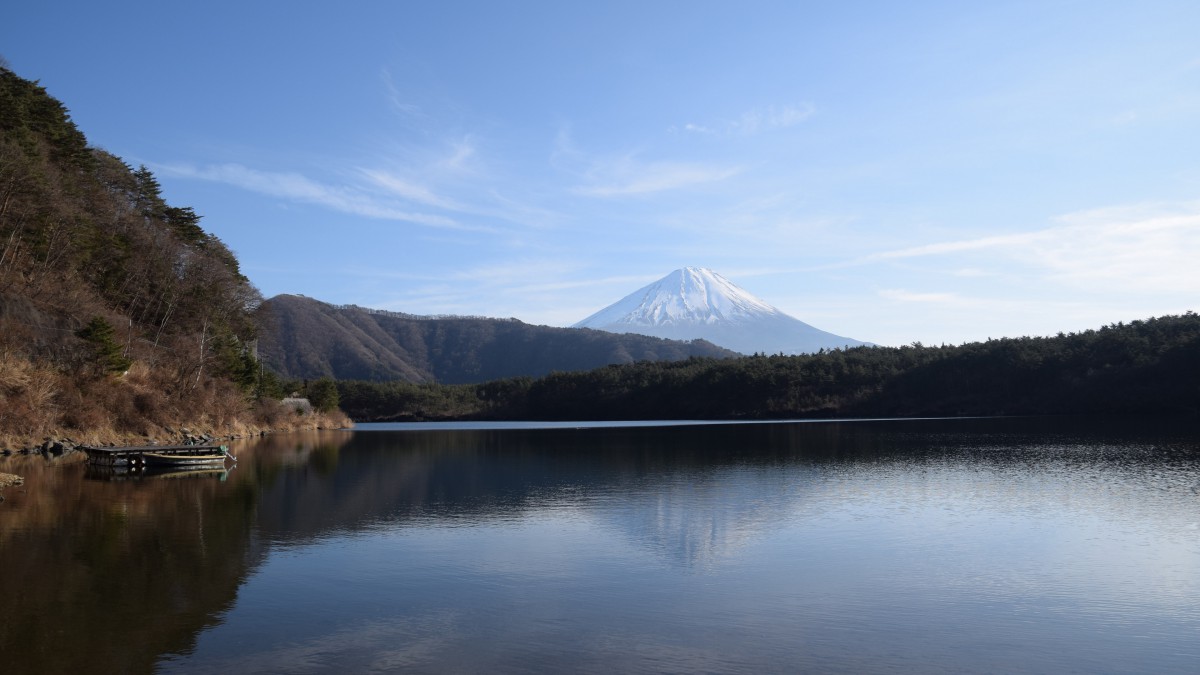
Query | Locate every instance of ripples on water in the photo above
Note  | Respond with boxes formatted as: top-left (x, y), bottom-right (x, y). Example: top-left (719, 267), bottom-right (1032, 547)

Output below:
top-left (2, 417), bottom-right (1198, 673)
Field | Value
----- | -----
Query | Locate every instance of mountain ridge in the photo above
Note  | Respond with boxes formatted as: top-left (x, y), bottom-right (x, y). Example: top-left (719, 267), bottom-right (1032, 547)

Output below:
top-left (258, 294), bottom-right (737, 384)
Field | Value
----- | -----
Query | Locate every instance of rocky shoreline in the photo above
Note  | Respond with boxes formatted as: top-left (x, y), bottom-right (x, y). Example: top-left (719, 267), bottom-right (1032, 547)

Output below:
top-left (0, 431), bottom-right (255, 461)
top-left (3, 438), bottom-right (85, 459)
top-left (0, 428), bottom-right (289, 503)
top-left (0, 410), bottom-right (355, 460)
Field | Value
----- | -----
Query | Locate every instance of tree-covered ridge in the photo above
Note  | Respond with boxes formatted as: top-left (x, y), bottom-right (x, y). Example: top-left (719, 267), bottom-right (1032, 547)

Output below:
top-left (1, 68), bottom-right (256, 350)
top-left (335, 313), bottom-right (1200, 421)
top-left (257, 293), bottom-right (738, 384)
top-left (0, 66), bottom-right (341, 446)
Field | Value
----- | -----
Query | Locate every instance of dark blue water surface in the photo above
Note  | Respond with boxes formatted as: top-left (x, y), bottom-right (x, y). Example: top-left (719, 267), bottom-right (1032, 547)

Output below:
top-left (2, 417), bottom-right (1198, 673)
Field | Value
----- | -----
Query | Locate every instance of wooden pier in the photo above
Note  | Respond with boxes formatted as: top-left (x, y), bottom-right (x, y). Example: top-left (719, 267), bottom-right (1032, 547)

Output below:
top-left (82, 444), bottom-right (231, 468)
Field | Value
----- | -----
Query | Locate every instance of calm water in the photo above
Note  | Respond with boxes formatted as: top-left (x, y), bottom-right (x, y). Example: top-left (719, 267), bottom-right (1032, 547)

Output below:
top-left (2, 417), bottom-right (1198, 674)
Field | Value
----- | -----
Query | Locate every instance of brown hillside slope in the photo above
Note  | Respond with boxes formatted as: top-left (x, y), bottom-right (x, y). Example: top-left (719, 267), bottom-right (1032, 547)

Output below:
top-left (258, 294), bottom-right (738, 384)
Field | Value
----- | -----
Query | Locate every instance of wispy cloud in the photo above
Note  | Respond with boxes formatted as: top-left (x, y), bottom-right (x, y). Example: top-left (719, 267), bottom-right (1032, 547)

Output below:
top-left (554, 124), bottom-right (742, 197)
top-left (483, 189), bottom-right (565, 230)
top-left (409, 262), bottom-right (659, 299)
top-left (860, 201), bottom-right (1200, 295)
top-left (573, 159), bottom-right (741, 197)
top-left (550, 125), bottom-right (580, 167)
top-left (1034, 202), bottom-right (1200, 292)
top-left (444, 259), bottom-right (580, 286)
top-left (678, 103), bottom-right (816, 136)
top-left (161, 162), bottom-right (485, 231)
top-left (731, 104), bottom-right (816, 134)
top-left (380, 67), bottom-right (423, 117)
top-left (360, 166), bottom-right (563, 230)
top-left (861, 231), bottom-right (1046, 261)
top-left (438, 137), bottom-right (476, 171)
top-left (358, 262), bottom-right (664, 326)
top-left (359, 169), bottom-right (462, 211)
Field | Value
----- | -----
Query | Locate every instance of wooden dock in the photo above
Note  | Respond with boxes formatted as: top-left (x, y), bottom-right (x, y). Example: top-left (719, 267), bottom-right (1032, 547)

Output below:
top-left (82, 444), bottom-right (230, 467)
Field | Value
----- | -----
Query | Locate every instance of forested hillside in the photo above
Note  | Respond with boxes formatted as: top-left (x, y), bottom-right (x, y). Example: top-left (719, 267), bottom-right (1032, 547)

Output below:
top-left (335, 313), bottom-right (1200, 421)
top-left (0, 67), bottom-right (343, 448)
top-left (257, 294), bottom-right (737, 384)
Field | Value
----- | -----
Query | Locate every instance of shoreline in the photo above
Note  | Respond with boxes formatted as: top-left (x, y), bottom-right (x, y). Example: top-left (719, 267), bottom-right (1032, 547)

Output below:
top-left (0, 410), bottom-right (354, 458)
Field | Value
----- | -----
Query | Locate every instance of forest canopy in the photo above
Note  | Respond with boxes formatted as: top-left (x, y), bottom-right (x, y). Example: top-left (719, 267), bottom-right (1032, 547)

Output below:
top-left (334, 313), bottom-right (1200, 422)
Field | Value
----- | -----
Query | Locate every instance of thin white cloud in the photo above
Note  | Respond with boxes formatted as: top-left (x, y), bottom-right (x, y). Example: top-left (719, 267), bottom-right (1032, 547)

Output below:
top-left (360, 168), bottom-right (564, 231)
top-left (550, 125), bottom-right (580, 168)
top-left (559, 122), bottom-right (744, 197)
top-left (438, 137), bottom-right (477, 171)
top-left (380, 68), bottom-right (423, 117)
top-left (415, 263), bottom-right (658, 300)
top-left (681, 103), bottom-right (816, 136)
top-left (1033, 202), bottom-right (1200, 293)
top-left (861, 230), bottom-right (1047, 261)
top-left (363, 265), bottom-right (664, 326)
top-left (359, 169), bottom-right (461, 210)
top-left (445, 259), bottom-right (579, 285)
top-left (861, 200), bottom-right (1200, 295)
top-left (484, 189), bottom-right (565, 230)
top-left (574, 160), bottom-right (741, 197)
top-left (731, 104), bottom-right (816, 134)
top-left (513, 271), bottom-right (678, 297)
top-left (161, 162), bottom-right (489, 231)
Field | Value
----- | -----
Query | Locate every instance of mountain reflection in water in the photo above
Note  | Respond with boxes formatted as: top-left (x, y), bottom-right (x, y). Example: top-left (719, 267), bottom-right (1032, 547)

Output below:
top-left (2, 418), bottom-right (1198, 674)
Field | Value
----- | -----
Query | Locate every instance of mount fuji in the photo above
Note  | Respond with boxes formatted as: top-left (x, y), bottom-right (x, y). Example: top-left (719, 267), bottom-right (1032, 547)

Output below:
top-left (573, 267), bottom-right (869, 355)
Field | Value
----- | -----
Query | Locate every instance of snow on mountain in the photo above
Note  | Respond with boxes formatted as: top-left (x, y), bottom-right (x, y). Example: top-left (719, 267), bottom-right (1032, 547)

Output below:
top-left (573, 267), bottom-right (869, 355)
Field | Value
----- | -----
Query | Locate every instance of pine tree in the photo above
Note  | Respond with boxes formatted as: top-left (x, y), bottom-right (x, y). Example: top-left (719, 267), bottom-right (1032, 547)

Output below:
top-left (76, 316), bottom-right (132, 375)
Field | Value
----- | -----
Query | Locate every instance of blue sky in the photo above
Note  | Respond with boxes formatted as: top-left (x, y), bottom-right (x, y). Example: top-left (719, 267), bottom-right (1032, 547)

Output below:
top-left (5, 1), bottom-right (1199, 346)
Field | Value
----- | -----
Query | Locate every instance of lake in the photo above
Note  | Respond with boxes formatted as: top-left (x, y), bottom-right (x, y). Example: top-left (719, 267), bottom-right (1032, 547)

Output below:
top-left (2, 417), bottom-right (1198, 673)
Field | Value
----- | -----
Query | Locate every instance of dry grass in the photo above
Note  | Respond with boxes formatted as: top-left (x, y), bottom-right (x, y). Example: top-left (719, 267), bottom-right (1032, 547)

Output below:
top-left (0, 350), bottom-right (351, 452)
top-left (0, 352), bottom-right (63, 443)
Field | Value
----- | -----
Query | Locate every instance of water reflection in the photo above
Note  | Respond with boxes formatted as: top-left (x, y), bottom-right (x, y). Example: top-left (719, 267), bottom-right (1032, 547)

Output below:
top-left (2, 418), bottom-right (1198, 674)
top-left (248, 424), bottom-right (875, 562)
top-left (1, 457), bottom-right (259, 673)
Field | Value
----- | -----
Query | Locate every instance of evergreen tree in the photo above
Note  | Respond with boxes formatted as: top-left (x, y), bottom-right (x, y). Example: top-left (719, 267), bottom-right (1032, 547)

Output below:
top-left (76, 316), bottom-right (132, 375)
top-left (307, 377), bottom-right (340, 413)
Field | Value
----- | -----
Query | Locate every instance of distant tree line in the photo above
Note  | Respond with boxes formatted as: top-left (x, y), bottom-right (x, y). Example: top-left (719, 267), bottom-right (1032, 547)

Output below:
top-left (333, 313), bottom-right (1200, 421)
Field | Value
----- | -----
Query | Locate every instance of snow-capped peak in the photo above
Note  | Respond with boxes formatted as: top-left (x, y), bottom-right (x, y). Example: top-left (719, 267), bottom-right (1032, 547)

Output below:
top-left (573, 267), bottom-right (869, 355)
top-left (575, 267), bottom-right (783, 328)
